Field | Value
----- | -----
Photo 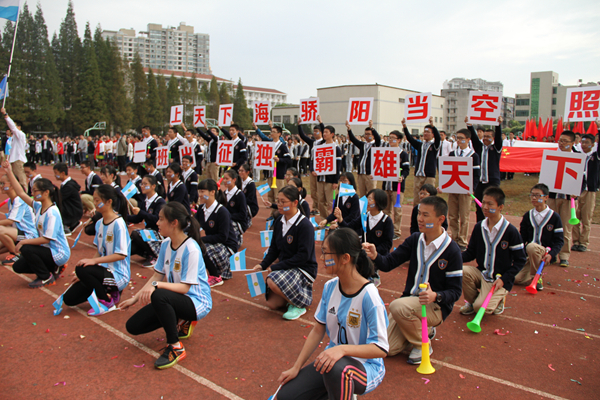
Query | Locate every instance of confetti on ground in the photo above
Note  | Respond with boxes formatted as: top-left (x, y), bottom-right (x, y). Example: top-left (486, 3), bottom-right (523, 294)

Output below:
top-left (494, 329), bottom-right (507, 336)
top-left (534, 331), bottom-right (538, 334)
top-left (564, 318), bottom-right (571, 321)
top-left (580, 297), bottom-right (586, 301)
top-left (45, 329), bottom-right (50, 333)
top-left (459, 374), bottom-right (465, 379)
top-left (53, 382), bottom-right (66, 386)
top-left (111, 356), bottom-right (118, 360)
top-left (32, 323), bottom-right (36, 326)
top-left (64, 315), bottom-right (70, 319)
top-left (134, 364), bottom-right (145, 368)
top-left (421, 378), bottom-right (430, 384)
top-left (548, 364), bottom-right (555, 371)
top-left (570, 379), bottom-right (582, 385)
top-left (576, 328), bottom-right (586, 332)
top-left (79, 335), bottom-right (85, 339)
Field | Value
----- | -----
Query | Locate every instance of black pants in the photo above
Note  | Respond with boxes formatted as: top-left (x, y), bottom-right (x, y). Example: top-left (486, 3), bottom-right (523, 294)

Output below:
top-left (474, 182), bottom-right (497, 222)
top-left (117, 155), bottom-right (127, 173)
top-left (278, 356), bottom-right (367, 400)
top-left (13, 245), bottom-right (58, 280)
top-left (126, 289), bottom-right (197, 344)
top-left (130, 230), bottom-right (155, 259)
top-left (63, 265), bottom-right (116, 305)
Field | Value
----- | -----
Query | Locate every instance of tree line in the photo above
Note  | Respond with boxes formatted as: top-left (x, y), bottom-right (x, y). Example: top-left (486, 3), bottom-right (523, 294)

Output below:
top-left (0, 1), bottom-right (252, 136)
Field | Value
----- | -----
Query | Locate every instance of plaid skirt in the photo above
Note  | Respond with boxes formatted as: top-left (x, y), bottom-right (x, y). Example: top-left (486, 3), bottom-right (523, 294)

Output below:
top-left (205, 242), bottom-right (234, 280)
top-left (267, 269), bottom-right (313, 308)
top-left (232, 222), bottom-right (243, 247)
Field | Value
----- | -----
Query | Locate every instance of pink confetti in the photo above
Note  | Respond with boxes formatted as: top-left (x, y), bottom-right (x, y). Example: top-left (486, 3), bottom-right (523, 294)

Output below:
top-left (494, 329), bottom-right (507, 336)
top-left (53, 382), bottom-right (66, 386)
top-left (45, 329), bottom-right (50, 333)
top-left (584, 274), bottom-right (589, 277)
top-left (422, 378), bottom-right (430, 384)
top-left (111, 356), bottom-right (118, 360)
top-left (134, 364), bottom-right (145, 368)
top-left (459, 374), bottom-right (466, 379)
top-left (548, 364), bottom-right (555, 371)
top-left (564, 318), bottom-right (572, 321)
top-left (39, 305), bottom-right (44, 307)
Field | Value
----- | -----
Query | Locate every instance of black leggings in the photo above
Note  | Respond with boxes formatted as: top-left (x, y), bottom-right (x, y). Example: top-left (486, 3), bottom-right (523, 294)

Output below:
top-left (13, 245), bottom-right (58, 280)
top-left (278, 356), bottom-right (367, 400)
top-left (130, 230), bottom-right (155, 259)
top-left (126, 288), bottom-right (197, 344)
top-left (63, 265), bottom-right (116, 305)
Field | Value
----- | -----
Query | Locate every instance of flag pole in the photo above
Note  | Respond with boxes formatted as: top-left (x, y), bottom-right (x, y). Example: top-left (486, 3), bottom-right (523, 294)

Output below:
top-left (3, 4), bottom-right (21, 108)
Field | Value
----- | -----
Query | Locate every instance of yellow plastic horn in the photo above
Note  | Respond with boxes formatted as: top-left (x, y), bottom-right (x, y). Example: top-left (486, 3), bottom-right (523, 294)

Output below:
top-left (271, 161), bottom-right (278, 189)
top-left (416, 283), bottom-right (435, 375)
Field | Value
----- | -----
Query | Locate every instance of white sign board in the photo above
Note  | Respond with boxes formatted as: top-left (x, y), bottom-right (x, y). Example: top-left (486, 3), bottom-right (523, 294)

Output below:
top-left (438, 156), bottom-right (474, 194)
top-left (347, 97), bottom-right (374, 125)
top-left (370, 147), bottom-right (400, 182)
top-left (538, 150), bottom-right (586, 196)
top-left (404, 92), bottom-right (432, 124)
top-left (467, 91), bottom-right (502, 126)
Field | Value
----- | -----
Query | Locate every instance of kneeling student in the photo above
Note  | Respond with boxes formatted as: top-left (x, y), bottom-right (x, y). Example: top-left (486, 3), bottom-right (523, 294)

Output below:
top-left (461, 187), bottom-right (526, 315)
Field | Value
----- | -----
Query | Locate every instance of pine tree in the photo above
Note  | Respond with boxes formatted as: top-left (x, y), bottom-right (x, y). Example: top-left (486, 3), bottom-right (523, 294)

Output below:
top-left (179, 78), bottom-right (190, 126)
top-left (146, 68), bottom-right (162, 133)
top-left (104, 39), bottom-right (132, 132)
top-left (166, 74), bottom-right (180, 128)
top-left (207, 76), bottom-right (220, 119)
top-left (157, 74), bottom-right (168, 124)
top-left (233, 78), bottom-right (251, 130)
top-left (199, 81), bottom-right (209, 104)
top-left (131, 52), bottom-right (148, 132)
top-left (219, 82), bottom-right (232, 105)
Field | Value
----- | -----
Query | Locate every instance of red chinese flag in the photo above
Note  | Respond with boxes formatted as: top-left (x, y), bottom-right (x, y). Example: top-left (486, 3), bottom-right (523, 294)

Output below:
top-left (587, 121), bottom-right (598, 134)
top-left (537, 118), bottom-right (544, 141)
top-left (500, 147), bottom-right (546, 172)
top-left (555, 117), bottom-right (563, 142)
top-left (578, 121), bottom-right (585, 134)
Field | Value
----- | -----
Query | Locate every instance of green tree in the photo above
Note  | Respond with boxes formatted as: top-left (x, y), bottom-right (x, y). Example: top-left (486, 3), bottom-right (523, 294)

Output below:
top-left (166, 74), bottom-right (180, 128)
top-left (130, 52), bottom-right (148, 132)
top-left (199, 81), bottom-right (209, 104)
top-left (104, 39), bottom-right (132, 132)
top-left (233, 78), bottom-right (251, 130)
top-left (157, 74), bottom-right (168, 124)
top-left (219, 81), bottom-right (231, 105)
top-left (207, 76), bottom-right (220, 119)
top-left (146, 68), bottom-right (162, 132)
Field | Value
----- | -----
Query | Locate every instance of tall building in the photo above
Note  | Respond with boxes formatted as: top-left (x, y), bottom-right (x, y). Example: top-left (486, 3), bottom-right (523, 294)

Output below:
top-left (514, 71), bottom-right (600, 124)
top-left (443, 77), bottom-right (503, 93)
top-left (102, 22), bottom-right (211, 75)
top-left (441, 88), bottom-right (513, 133)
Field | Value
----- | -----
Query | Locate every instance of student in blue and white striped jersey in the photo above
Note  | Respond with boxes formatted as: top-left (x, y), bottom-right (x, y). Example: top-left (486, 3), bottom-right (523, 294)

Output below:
top-left (63, 185), bottom-right (130, 315)
top-left (0, 173), bottom-right (37, 261)
top-left (277, 228), bottom-right (388, 400)
top-left (3, 160), bottom-right (71, 288)
top-left (122, 202), bottom-right (212, 370)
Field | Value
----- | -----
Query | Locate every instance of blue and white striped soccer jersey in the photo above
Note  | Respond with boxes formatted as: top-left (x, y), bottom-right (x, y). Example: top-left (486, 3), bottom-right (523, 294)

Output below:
top-left (315, 278), bottom-right (389, 393)
top-left (32, 201), bottom-right (70, 266)
top-left (154, 237), bottom-right (212, 319)
top-left (94, 217), bottom-right (131, 291)
top-left (8, 197), bottom-right (36, 239)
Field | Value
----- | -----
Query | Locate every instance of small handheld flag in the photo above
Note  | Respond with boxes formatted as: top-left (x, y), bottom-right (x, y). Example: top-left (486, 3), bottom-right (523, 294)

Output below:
top-left (0, 1), bottom-right (19, 22)
top-left (257, 183), bottom-right (271, 196)
top-left (229, 249), bottom-right (247, 271)
top-left (263, 249), bottom-right (269, 259)
top-left (246, 272), bottom-right (266, 297)
top-left (314, 229), bottom-right (326, 241)
top-left (0, 76), bottom-right (8, 100)
top-left (71, 229), bottom-right (83, 248)
top-left (140, 229), bottom-right (158, 242)
top-left (359, 196), bottom-right (367, 213)
top-left (338, 183), bottom-right (356, 197)
top-left (121, 181), bottom-right (139, 200)
top-left (87, 290), bottom-right (109, 316)
top-left (260, 230), bottom-right (273, 247)
top-left (265, 219), bottom-right (274, 230)
top-left (53, 294), bottom-right (64, 316)
top-left (310, 216), bottom-right (318, 228)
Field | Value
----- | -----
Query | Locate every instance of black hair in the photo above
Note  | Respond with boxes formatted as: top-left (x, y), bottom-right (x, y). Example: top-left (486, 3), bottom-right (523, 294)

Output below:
top-left (419, 183), bottom-right (437, 196)
top-left (485, 128), bottom-right (494, 134)
top-left (389, 130), bottom-right (404, 140)
top-left (273, 126), bottom-right (283, 134)
top-left (33, 178), bottom-right (62, 208)
top-left (286, 167), bottom-right (299, 178)
top-left (230, 124), bottom-right (240, 132)
top-left (364, 127), bottom-right (373, 134)
top-left (144, 159), bottom-right (155, 168)
top-left (366, 188), bottom-right (387, 211)
top-left (324, 125), bottom-right (335, 134)
top-left (313, 125), bottom-right (322, 133)
top-left (161, 202), bottom-right (206, 253)
top-left (483, 186), bottom-right (505, 206)
top-left (126, 162), bottom-right (138, 171)
top-left (80, 160), bottom-right (91, 168)
top-left (14, 119), bottom-right (23, 128)
top-left (95, 184), bottom-right (128, 218)
top-left (100, 165), bottom-right (121, 188)
top-left (53, 162), bottom-right (68, 175)
top-left (288, 177), bottom-right (307, 198)
top-left (182, 155), bottom-right (193, 163)
top-left (238, 163), bottom-right (253, 179)
top-left (340, 172), bottom-right (357, 191)
top-left (223, 168), bottom-right (242, 190)
top-left (167, 162), bottom-right (183, 179)
top-left (582, 134), bottom-right (595, 142)
top-left (24, 161), bottom-right (36, 171)
top-left (142, 174), bottom-right (157, 189)
top-left (531, 183), bottom-right (549, 196)
top-left (456, 128), bottom-right (471, 139)
top-left (420, 195), bottom-right (448, 218)
top-left (199, 178), bottom-right (226, 204)
top-left (424, 124), bottom-right (434, 132)
top-left (279, 185), bottom-right (300, 205)
top-left (142, 125), bottom-right (151, 131)
top-left (326, 228), bottom-right (375, 279)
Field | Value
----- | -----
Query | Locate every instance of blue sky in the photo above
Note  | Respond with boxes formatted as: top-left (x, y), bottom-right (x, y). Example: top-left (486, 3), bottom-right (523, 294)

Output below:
top-left (12, 0), bottom-right (600, 101)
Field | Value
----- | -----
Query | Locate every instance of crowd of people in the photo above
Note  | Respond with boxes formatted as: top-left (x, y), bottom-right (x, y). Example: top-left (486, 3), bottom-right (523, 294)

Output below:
top-left (1, 104), bottom-right (598, 399)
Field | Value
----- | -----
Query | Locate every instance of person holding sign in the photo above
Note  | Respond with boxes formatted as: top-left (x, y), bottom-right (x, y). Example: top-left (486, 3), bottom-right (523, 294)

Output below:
top-left (138, 126), bottom-right (158, 176)
top-left (297, 117), bottom-right (325, 216)
top-left (220, 123), bottom-right (247, 171)
top-left (363, 196), bottom-right (462, 365)
top-left (381, 130), bottom-right (410, 239)
top-left (572, 132), bottom-right (599, 252)
top-left (253, 186), bottom-right (318, 321)
top-left (195, 123), bottom-right (220, 181)
top-left (276, 228), bottom-right (388, 400)
top-left (460, 187), bottom-right (526, 315)
top-left (253, 121), bottom-right (291, 203)
top-left (128, 175), bottom-right (166, 267)
top-left (121, 203), bottom-right (212, 370)
top-left (445, 128), bottom-right (481, 250)
top-left (63, 185), bottom-right (130, 315)
top-left (402, 117), bottom-right (441, 207)
top-left (315, 122), bottom-right (342, 219)
top-left (166, 127), bottom-right (185, 165)
top-left (514, 184), bottom-right (564, 291)
top-left (346, 119), bottom-right (381, 198)
top-left (466, 116), bottom-right (503, 221)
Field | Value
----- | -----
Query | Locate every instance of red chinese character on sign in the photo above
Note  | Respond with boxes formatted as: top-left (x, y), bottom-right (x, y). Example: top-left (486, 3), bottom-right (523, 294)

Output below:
top-left (372, 149), bottom-right (397, 178)
top-left (407, 95), bottom-right (429, 120)
top-left (156, 147), bottom-right (169, 169)
top-left (255, 143), bottom-right (274, 168)
top-left (194, 107), bottom-right (205, 126)
top-left (441, 160), bottom-right (471, 191)
top-left (220, 105), bottom-right (233, 126)
top-left (349, 101), bottom-right (371, 123)
top-left (315, 146), bottom-right (334, 174)
top-left (301, 100), bottom-right (318, 122)
top-left (218, 143), bottom-right (233, 165)
top-left (255, 103), bottom-right (270, 124)
top-left (546, 155), bottom-right (582, 190)
top-left (470, 94), bottom-right (499, 122)
top-left (568, 90), bottom-right (600, 119)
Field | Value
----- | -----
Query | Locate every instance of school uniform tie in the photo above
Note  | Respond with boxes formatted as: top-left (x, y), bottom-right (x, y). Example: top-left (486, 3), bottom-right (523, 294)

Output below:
top-left (416, 142), bottom-right (430, 177)
top-left (481, 146), bottom-right (489, 183)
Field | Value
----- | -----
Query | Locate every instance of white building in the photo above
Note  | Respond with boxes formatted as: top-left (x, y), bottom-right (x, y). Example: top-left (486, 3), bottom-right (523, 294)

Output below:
top-left (443, 77), bottom-right (503, 93)
top-left (102, 22), bottom-right (211, 75)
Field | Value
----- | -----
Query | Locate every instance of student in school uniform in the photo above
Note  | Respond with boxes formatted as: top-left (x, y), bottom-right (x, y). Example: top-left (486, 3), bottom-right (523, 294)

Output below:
top-left (181, 155), bottom-right (199, 206)
top-left (410, 184), bottom-right (449, 234)
top-left (196, 179), bottom-right (240, 287)
top-left (253, 186), bottom-right (318, 321)
top-left (253, 121), bottom-right (291, 204)
top-left (363, 196), bottom-right (463, 365)
top-left (220, 123), bottom-right (247, 171)
top-left (125, 162), bottom-right (144, 208)
top-left (63, 185), bottom-right (130, 315)
top-left (312, 121), bottom-right (342, 219)
top-left (220, 169), bottom-right (249, 248)
top-left (99, 165), bottom-right (122, 189)
top-left (128, 175), bottom-right (166, 267)
top-left (3, 161), bottom-right (70, 288)
top-left (381, 130), bottom-right (410, 240)
top-left (346, 119), bottom-right (381, 198)
top-left (195, 122), bottom-right (220, 181)
top-left (80, 160), bottom-right (103, 215)
top-left (0, 174), bottom-right (37, 264)
top-left (277, 228), bottom-right (388, 400)
top-left (238, 163), bottom-right (259, 222)
top-left (288, 178), bottom-right (311, 217)
top-left (460, 187), bottom-right (526, 316)
top-left (165, 162), bottom-right (190, 213)
top-left (53, 162), bottom-right (84, 235)
top-left (320, 172), bottom-right (360, 230)
top-left (402, 117), bottom-right (441, 207)
top-left (466, 116), bottom-right (504, 221)
top-left (297, 116), bottom-right (325, 216)
top-left (121, 202), bottom-right (212, 370)
top-left (23, 161), bottom-right (42, 196)
top-left (444, 128), bottom-right (481, 251)
top-left (143, 160), bottom-right (165, 197)
top-left (514, 184), bottom-right (564, 291)
top-left (166, 127), bottom-right (184, 165)
top-left (571, 132), bottom-right (599, 253)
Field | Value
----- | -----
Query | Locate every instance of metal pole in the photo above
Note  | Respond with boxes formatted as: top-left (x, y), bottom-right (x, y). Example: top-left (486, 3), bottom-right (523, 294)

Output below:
top-left (2, 7), bottom-right (21, 109)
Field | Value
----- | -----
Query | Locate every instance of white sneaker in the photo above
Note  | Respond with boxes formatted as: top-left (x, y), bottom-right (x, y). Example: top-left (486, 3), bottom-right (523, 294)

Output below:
top-left (407, 342), bottom-right (433, 365)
